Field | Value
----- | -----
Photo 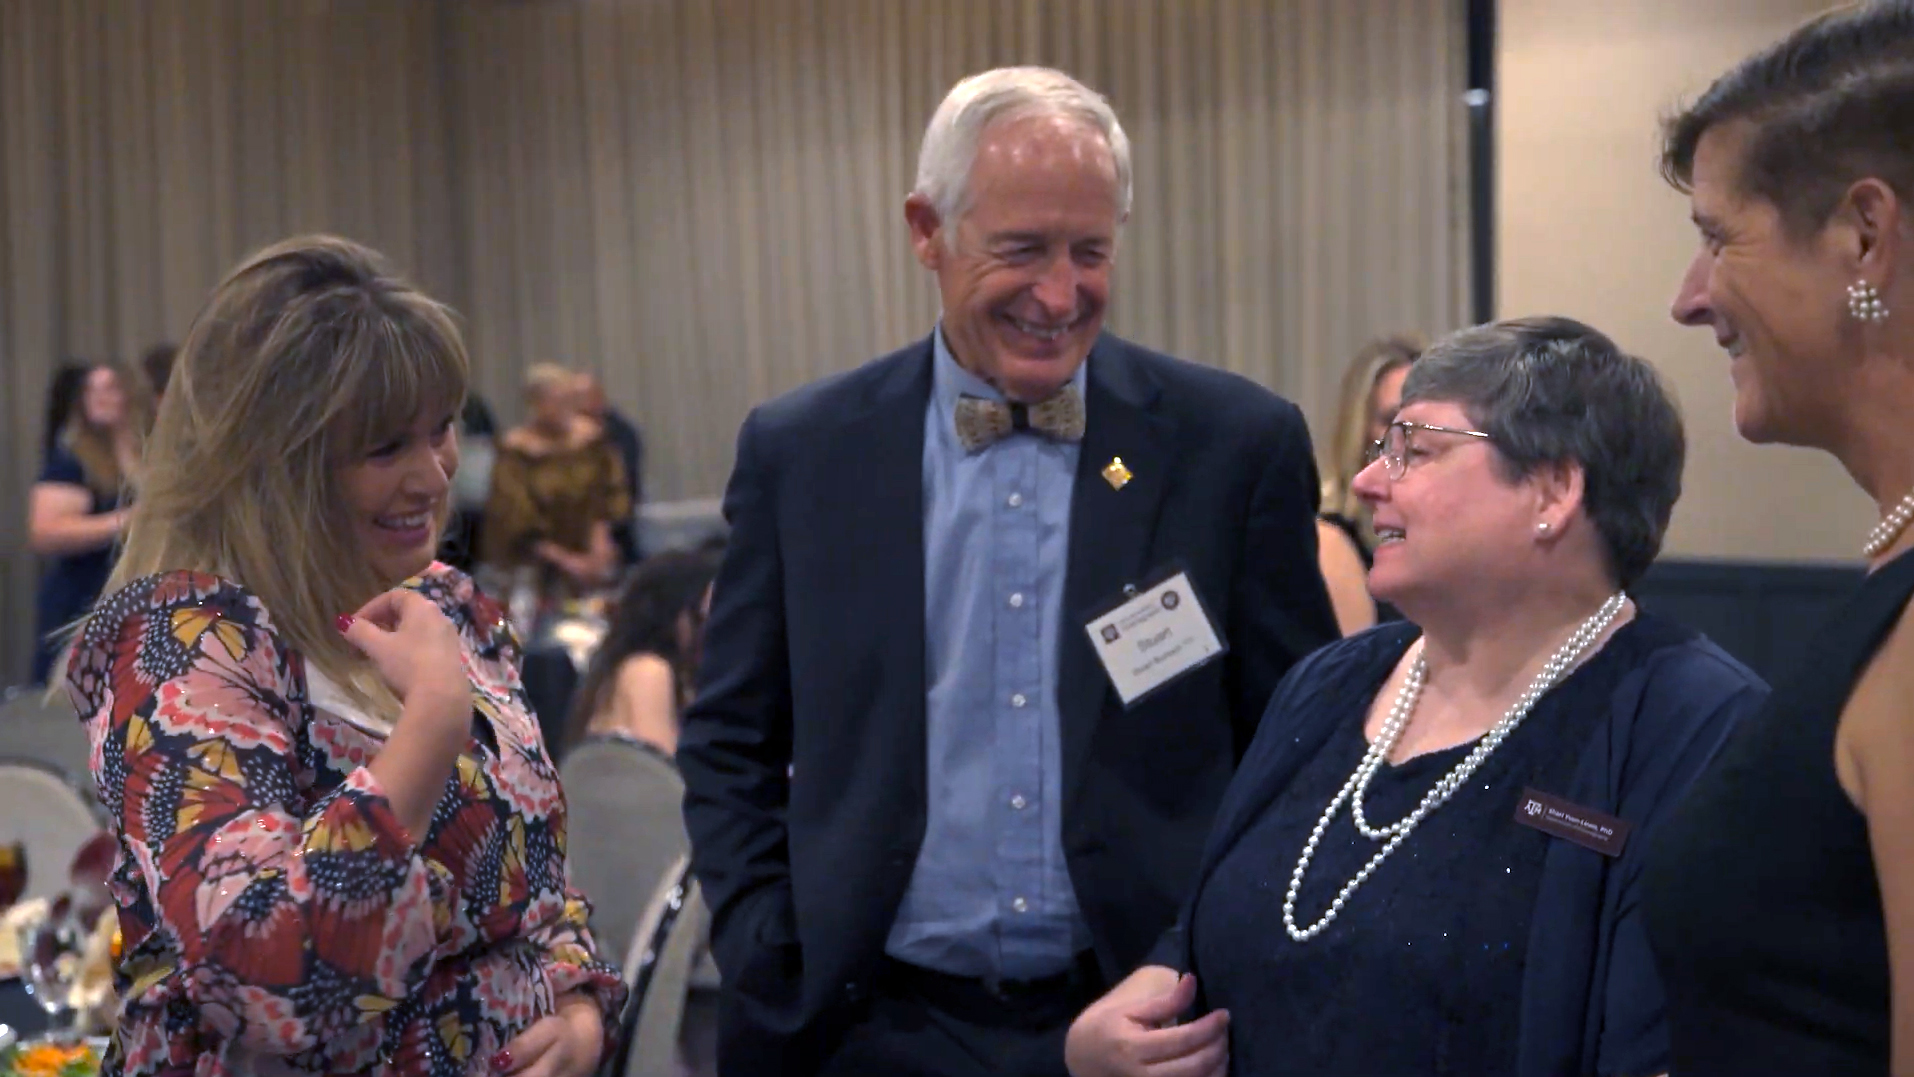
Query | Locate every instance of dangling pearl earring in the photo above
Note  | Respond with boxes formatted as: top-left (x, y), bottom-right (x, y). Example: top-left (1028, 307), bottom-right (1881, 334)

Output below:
top-left (1848, 281), bottom-right (1890, 323)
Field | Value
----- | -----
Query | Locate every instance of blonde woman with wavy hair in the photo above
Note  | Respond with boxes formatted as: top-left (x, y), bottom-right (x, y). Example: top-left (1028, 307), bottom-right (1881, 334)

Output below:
top-left (27, 360), bottom-right (153, 683)
top-left (1315, 334), bottom-right (1423, 635)
top-left (65, 235), bottom-right (623, 1077)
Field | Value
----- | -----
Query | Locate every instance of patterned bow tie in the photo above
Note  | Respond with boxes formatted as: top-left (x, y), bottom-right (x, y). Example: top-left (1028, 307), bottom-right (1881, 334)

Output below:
top-left (953, 385), bottom-right (1086, 453)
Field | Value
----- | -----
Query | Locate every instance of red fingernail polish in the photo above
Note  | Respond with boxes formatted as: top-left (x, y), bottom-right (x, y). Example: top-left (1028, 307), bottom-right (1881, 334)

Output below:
top-left (491, 1049), bottom-right (513, 1072)
top-left (335, 614), bottom-right (354, 634)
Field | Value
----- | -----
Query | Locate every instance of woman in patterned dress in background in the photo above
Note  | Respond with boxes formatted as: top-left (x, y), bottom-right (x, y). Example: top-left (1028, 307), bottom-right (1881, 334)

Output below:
top-left (478, 363), bottom-right (632, 625)
top-left (63, 235), bottom-right (625, 1077)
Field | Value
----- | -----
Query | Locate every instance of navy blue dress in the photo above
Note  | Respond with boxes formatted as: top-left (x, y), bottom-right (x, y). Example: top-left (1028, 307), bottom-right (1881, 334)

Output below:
top-left (1154, 612), bottom-right (1768, 1077)
top-left (31, 445), bottom-right (119, 684)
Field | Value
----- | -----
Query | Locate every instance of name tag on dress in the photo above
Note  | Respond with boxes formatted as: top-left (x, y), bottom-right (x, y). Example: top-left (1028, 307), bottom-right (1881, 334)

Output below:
top-left (1083, 565), bottom-right (1227, 707)
top-left (1513, 787), bottom-right (1631, 857)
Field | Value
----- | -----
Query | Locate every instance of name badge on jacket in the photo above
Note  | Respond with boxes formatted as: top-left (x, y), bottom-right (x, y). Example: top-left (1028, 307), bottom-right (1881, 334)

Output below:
top-left (1083, 564), bottom-right (1227, 707)
top-left (1513, 787), bottom-right (1631, 857)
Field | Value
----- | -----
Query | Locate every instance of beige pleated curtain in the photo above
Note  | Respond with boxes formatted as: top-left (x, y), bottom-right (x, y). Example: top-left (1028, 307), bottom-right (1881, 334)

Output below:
top-left (0, 0), bottom-right (1469, 685)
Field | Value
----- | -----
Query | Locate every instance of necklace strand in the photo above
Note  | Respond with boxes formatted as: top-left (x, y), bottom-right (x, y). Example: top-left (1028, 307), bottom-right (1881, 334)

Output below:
top-left (1863, 490), bottom-right (1914, 559)
top-left (1281, 592), bottom-right (1627, 942)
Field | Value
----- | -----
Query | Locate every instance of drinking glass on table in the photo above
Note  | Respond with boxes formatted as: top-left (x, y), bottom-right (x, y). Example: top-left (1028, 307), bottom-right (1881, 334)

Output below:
top-left (15, 894), bottom-right (84, 1041)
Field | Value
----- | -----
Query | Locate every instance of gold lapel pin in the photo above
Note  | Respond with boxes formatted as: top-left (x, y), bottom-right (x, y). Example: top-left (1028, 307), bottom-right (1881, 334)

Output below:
top-left (1102, 456), bottom-right (1133, 490)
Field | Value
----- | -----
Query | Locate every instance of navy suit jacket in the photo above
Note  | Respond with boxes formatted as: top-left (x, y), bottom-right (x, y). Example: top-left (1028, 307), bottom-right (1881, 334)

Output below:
top-left (676, 332), bottom-right (1338, 1072)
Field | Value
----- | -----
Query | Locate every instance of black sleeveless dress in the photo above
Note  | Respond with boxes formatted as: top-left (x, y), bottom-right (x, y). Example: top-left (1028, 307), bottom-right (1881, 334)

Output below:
top-left (1644, 549), bottom-right (1914, 1074)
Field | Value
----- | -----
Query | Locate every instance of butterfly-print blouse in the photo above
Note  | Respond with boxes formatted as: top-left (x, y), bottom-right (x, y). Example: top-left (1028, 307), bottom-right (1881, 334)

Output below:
top-left (65, 563), bottom-right (625, 1077)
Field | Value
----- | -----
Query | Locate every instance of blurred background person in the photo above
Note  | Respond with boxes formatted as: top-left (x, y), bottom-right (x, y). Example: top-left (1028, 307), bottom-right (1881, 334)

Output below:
top-left (28, 360), bottom-right (152, 685)
top-left (563, 546), bottom-right (720, 758)
top-left (556, 543), bottom-right (727, 1077)
top-left (139, 342), bottom-right (176, 403)
top-left (1317, 334), bottom-right (1423, 635)
top-left (1067, 317), bottom-right (1766, 1077)
top-left (443, 391), bottom-right (501, 574)
top-left (575, 370), bottom-right (645, 566)
top-left (39, 361), bottom-right (89, 459)
top-left (481, 362), bottom-right (631, 630)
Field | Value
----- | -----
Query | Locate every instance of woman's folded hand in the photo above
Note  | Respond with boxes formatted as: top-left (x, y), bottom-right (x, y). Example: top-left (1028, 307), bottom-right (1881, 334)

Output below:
top-left (1065, 966), bottom-right (1230, 1077)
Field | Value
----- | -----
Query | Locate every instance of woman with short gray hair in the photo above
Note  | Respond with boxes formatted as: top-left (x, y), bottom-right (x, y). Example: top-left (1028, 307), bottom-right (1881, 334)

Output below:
top-left (1067, 317), bottom-right (1766, 1077)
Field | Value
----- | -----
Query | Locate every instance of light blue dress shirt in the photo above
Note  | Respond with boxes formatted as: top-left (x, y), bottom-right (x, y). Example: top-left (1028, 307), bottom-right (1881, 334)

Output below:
top-left (883, 328), bottom-right (1092, 981)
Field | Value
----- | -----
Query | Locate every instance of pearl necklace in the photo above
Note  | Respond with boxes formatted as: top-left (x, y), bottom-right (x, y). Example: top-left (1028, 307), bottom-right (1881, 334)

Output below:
top-left (1282, 592), bottom-right (1628, 942)
top-left (1863, 490), bottom-right (1914, 559)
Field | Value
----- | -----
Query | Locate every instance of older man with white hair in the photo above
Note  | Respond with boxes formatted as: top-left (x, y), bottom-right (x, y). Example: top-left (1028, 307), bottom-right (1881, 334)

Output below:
top-left (678, 66), bottom-right (1336, 1077)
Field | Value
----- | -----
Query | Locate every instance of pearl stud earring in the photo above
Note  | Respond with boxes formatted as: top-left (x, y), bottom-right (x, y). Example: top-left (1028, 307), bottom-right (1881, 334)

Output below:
top-left (1849, 280), bottom-right (1889, 323)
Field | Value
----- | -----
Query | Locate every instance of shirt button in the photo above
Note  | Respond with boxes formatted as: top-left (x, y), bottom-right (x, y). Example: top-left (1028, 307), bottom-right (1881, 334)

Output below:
top-left (1011, 693), bottom-right (1028, 708)
top-left (1010, 794), bottom-right (1028, 810)
top-left (1012, 896), bottom-right (1029, 913)
top-left (1009, 592), bottom-right (1025, 608)
top-left (1007, 492), bottom-right (1024, 507)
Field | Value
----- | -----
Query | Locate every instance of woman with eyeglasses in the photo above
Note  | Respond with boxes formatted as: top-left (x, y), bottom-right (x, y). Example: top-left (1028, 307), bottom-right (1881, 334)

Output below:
top-left (1063, 317), bottom-right (1767, 1077)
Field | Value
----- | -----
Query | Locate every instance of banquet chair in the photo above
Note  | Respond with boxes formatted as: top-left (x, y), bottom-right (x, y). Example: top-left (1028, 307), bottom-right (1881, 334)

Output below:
top-left (0, 688), bottom-right (89, 782)
top-left (560, 736), bottom-right (688, 963)
top-left (604, 854), bottom-right (719, 1077)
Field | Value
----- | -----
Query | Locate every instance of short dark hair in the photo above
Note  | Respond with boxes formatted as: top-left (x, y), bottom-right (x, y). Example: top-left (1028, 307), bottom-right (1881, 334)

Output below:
top-left (1660, 1), bottom-right (1914, 237)
top-left (1401, 317), bottom-right (1685, 589)
top-left (42, 361), bottom-right (89, 456)
top-left (141, 342), bottom-right (177, 396)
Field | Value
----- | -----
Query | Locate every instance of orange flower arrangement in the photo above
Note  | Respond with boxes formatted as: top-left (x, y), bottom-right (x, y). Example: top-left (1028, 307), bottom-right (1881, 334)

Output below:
top-left (1, 1040), bottom-right (99, 1077)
